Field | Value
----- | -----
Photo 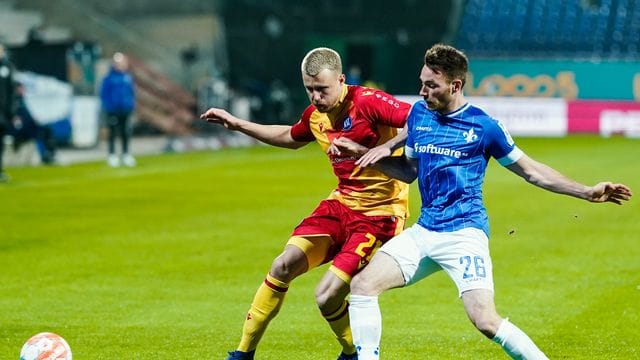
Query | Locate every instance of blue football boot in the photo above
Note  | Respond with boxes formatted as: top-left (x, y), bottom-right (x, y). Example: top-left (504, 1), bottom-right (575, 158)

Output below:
top-left (225, 350), bottom-right (255, 360)
top-left (337, 351), bottom-right (358, 360)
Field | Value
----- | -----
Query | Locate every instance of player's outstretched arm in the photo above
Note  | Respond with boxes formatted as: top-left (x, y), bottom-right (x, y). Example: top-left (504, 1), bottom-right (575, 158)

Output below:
top-left (328, 136), bottom-right (369, 156)
top-left (330, 136), bottom-right (417, 183)
top-left (200, 107), bottom-right (307, 149)
top-left (584, 181), bottom-right (633, 204)
top-left (329, 124), bottom-right (408, 165)
top-left (506, 154), bottom-right (633, 204)
top-left (356, 124), bottom-right (408, 168)
top-left (374, 156), bottom-right (418, 184)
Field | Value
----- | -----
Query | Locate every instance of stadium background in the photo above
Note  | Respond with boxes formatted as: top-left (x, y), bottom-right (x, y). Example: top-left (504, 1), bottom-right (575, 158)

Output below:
top-left (1, 0), bottom-right (639, 148)
top-left (1, 0), bottom-right (639, 359)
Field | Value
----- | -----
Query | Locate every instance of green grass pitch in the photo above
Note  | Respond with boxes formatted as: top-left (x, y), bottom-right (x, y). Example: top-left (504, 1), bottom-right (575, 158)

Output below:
top-left (1, 135), bottom-right (638, 359)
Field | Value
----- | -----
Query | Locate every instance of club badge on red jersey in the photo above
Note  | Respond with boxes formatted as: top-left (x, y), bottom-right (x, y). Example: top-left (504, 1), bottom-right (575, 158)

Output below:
top-left (343, 116), bottom-right (353, 131)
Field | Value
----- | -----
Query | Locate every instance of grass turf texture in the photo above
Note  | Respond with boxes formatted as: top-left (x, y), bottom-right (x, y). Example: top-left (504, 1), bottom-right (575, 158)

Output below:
top-left (1, 135), bottom-right (638, 359)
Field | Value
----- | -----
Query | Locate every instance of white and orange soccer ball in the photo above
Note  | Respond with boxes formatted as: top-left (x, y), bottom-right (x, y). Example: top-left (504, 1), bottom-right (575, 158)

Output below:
top-left (20, 332), bottom-right (72, 360)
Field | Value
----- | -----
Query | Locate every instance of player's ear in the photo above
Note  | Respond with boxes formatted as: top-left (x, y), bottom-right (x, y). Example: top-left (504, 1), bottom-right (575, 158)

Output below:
top-left (451, 79), bottom-right (463, 94)
top-left (338, 73), bottom-right (346, 84)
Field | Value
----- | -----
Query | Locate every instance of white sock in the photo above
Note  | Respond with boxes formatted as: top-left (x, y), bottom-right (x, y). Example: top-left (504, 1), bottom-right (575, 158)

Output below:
top-left (349, 295), bottom-right (381, 360)
top-left (492, 318), bottom-right (549, 360)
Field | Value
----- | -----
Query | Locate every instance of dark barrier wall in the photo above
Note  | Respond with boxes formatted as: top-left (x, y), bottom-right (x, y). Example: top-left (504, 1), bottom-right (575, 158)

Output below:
top-left (220, 0), bottom-right (453, 119)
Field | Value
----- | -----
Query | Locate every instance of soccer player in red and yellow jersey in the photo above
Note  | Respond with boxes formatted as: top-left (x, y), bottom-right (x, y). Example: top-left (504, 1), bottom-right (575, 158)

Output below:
top-left (200, 47), bottom-right (411, 360)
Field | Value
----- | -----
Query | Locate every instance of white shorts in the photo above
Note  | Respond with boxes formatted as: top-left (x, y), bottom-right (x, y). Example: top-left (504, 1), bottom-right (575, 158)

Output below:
top-left (379, 223), bottom-right (494, 297)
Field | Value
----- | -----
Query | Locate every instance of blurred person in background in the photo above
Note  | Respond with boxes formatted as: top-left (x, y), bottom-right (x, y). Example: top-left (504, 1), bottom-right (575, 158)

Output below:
top-left (100, 52), bottom-right (136, 167)
top-left (346, 65), bottom-right (362, 85)
top-left (0, 43), bottom-right (16, 182)
top-left (11, 83), bottom-right (57, 165)
top-left (201, 47), bottom-right (411, 360)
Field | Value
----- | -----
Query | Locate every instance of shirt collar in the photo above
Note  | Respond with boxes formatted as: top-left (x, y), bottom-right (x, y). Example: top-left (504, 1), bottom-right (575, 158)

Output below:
top-left (437, 102), bottom-right (470, 119)
top-left (328, 84), bottom-right (349, 116)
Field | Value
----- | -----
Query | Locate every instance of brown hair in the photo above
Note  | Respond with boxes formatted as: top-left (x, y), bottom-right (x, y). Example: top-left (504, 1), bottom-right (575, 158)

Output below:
top-left (424, 44), bottom-right (468, 87)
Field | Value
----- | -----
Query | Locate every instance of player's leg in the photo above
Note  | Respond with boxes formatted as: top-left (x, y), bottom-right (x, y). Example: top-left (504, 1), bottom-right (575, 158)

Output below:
top-left (119, 113), bottom-right (136, 166)
top-left (106, 114), bottom-right (119, 167)
top-left (118, 113), bottom-right (129, 154)
top-left (228, 200), bottom-right (340, 359)
top-left (231, 241), bottom-right (314, 357)
top-left (350, 223), bottom-right (437, 359)
top-left (41, 126), bottom-right (56, 164)
top-left (323, 210), bottom-right (406, 358)
top-left (314, 271), bottom-right (353, 358)
top-left (462, 290), bottom-right (548, 359)
top-left (349, 251), bottom-right (405, 360)
top-left (435, 227), bottom-right (548, 359)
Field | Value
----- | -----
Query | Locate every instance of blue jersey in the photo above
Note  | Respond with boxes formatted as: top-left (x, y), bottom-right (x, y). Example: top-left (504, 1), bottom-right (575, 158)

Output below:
top-left (405, 100), bottom-right (523, 236)
top-left (100, 67), bottom-right (135, 114)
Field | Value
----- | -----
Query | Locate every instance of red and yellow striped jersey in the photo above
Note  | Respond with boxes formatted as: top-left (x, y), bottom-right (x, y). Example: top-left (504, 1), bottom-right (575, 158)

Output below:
top-left (290, 85), bottom-right (411, 217)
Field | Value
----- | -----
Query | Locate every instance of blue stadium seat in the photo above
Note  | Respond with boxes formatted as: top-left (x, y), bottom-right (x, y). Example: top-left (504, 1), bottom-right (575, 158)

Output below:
top-left (455, 0), bottom-right (638, 58)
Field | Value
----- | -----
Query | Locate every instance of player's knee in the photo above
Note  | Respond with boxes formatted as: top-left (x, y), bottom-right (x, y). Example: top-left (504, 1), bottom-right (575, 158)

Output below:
top-left (350, 271), bottom-right (377, 296)
top-left (470, 314), bottom-right (501, 338)
top-left (269, 255), bottom-right (305, 282)
top-left (314, 287), bottom-right (338, 310)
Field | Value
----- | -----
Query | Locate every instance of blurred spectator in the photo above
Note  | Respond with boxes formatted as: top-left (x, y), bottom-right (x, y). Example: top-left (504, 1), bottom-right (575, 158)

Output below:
top-left (243, 78), bottom-right (268, 123)
top-left (27, 25), bottom-right (46, 45)
top-left (346, 65), bottom-right (362, 85)
top-left (0, 44), bottom-right (16, 182)
top-left (100, 52), bottom-right (136, 167)
top-left (11, 83), bottom-right (57, 164)
top-left (266, 79), bottom-right (292, 123)
top-left (180, 43), bottom-right (200, 66)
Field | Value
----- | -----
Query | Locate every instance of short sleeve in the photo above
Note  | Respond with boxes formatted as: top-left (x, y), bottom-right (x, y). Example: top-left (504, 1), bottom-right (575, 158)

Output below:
top-left (290, 106), bottom-right (316, 142)
top-left (486, 119), bottom-right (523, 166)
top-left (358, 89), bottom-right (411, 128)
top-left (404, 102), bottom-right (419, 159)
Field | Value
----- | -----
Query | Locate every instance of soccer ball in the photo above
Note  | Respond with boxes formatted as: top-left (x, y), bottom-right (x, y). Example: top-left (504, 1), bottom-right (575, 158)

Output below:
top-left (20, 332), bottom-right (72, 360)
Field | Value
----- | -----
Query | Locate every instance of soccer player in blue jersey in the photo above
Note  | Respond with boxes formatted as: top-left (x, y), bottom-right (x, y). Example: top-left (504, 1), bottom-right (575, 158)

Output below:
top-left (333, 44), bottom-right (632, 359)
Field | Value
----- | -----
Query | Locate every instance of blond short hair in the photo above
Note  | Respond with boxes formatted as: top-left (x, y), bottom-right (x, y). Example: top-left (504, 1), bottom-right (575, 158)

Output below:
top-left (300, 47), bottom-right (342, 76)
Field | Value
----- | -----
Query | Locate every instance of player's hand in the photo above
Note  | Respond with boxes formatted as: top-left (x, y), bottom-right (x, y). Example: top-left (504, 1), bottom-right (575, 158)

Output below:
top-left (199, 108), bottom-right (241, 130)
top-left (355, 144), bottom-right (393, 167)
top-left (328, 137), bottom-right (369, 156)
top-left (588, 182), bottom-right (632, 204)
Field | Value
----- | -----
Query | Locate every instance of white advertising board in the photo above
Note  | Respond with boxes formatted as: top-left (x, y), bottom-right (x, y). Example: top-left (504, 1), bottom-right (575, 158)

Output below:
top-left (396, 95), bottom-right (568, 137)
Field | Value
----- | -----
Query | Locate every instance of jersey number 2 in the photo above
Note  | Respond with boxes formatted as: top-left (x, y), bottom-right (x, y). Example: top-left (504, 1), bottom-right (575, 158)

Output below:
top-left (355, 233), bottom-right (382, 267)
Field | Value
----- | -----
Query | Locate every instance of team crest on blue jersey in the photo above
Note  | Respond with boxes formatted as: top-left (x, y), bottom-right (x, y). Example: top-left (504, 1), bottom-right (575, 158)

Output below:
top-left (463, 128), bottom-right (478, 143)
top-left (342, 116), bottom-right (353, 131)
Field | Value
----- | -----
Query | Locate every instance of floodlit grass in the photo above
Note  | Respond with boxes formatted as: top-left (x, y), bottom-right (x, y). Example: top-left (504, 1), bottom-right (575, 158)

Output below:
top-left (1, 136), bottom-right (638, 359)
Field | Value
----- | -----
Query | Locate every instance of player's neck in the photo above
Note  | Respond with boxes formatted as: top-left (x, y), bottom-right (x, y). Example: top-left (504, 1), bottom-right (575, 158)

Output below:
top-left (327, 85), bottom-right (349, 118)
top-left (442, 94), bottom-right (467, 114)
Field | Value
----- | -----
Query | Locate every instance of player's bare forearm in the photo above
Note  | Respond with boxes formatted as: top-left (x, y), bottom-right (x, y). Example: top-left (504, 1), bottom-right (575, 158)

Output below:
top-left (356, 126), bottom-right (408, 167)
top-left (330, 136), bottom-right (416, 183)
top-left (329, 136), bottom-right (370, 156)
top-left (507, 154), bottom-right (632, 204)
top-left (535, 175), bottom-right (631, 205)
top-left (200, 107), bottom-right (306, 149)
top-left (373, 156), bottom-right (418, 184)
top-left (238, 123), bottom-right (305, 149)
top-left (384, 124), bottom-right (409, 152)
top-left (329, 128), bottom-right (407, 167)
